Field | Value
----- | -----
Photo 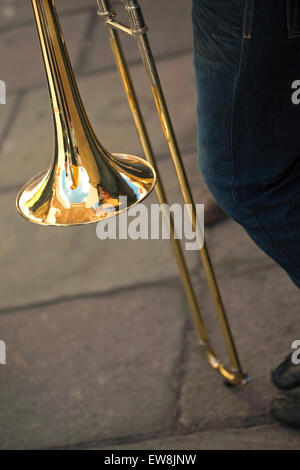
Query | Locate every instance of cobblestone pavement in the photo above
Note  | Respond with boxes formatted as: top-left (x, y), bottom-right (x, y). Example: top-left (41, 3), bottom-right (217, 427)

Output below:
top-left (0, 0), bottom-right (299, 450)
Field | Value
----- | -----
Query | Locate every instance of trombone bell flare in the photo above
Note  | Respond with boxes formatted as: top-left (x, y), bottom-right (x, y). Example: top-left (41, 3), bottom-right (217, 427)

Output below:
top-left (16, 153), bottom-right (156, 226)
top-left (16, 0), bottom-right (156, 227)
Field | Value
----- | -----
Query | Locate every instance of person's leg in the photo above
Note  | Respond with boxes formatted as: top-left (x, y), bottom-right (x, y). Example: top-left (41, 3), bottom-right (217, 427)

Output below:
top-left (192, 0), bottom-right (300, 287)
top-left (192, 0), bottom-right (300, 428)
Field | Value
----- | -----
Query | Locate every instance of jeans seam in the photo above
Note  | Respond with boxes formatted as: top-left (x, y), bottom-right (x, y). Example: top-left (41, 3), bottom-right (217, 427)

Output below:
top-left (287, 0), bottom-right (300, 38)
top-left (250, 211), bottom-right (300, 274)
top-left (232, 3), bottom-right (300, 274)
top-left (232, 1), bottom-right (254, 201)
top-left (231, 38), bottom-right (246, 203)
top-left (231, 4), bottom-right (300, 274)
top-left (243, 0), bottom-right (254, 39)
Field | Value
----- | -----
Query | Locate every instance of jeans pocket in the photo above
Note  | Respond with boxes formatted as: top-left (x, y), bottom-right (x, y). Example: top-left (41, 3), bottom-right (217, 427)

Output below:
top-left (242, 0), bottom-right (255, 39)
top-left (287, 0), bottom-right (300, 38)
top-left (192, 0), bottom-right (246, 68)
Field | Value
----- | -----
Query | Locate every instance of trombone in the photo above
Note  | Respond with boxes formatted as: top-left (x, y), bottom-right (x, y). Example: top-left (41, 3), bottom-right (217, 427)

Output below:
top-left (17, 0), bottom-right (250, 386)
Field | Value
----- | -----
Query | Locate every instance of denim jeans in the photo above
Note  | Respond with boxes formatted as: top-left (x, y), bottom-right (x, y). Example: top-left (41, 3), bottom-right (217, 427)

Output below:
top-left (192, 0), bottom-right (300, 287)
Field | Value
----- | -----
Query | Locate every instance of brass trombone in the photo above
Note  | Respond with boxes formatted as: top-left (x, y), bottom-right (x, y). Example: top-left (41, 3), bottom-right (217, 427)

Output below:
top-left (17, 0), bottom-right (250, 386)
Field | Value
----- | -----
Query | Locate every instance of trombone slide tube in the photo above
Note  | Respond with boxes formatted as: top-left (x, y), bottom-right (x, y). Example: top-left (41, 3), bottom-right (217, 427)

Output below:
top-left (97, 0), bottom-right (249, 385)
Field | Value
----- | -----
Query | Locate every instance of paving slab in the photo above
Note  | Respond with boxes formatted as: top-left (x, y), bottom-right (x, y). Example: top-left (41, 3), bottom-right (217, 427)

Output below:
top-left (0, 151), bottom-right (202, 310)
top-left (0, 0), bottom-right (96, 30)
top-left (206, 217), bottom-right (274, 274)
top-left (82, 0), bottom-right (193, 75)
top-left (179, 264), bottom-right (299, 431)
top-left (0, 284), bottom-right (186, 449)
top-left (0, 11), bottom-right (90, 92)
top-left (0, 53), bottom-right (197, 191)
top-left (0, 88), bottom-right (17, 159)
top-left (98, 424), bottom-right (300, 450)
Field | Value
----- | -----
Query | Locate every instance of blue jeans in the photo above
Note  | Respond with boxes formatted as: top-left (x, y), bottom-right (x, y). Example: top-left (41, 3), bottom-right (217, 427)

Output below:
top-left (192, 0), bottom-right (300, 287)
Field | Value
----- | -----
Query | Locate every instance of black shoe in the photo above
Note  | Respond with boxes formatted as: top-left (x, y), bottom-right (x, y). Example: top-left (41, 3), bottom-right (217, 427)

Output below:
top-left (271, 389), bottom-right (300, 429)
top-left (271, 353), bottom-right (300, 390)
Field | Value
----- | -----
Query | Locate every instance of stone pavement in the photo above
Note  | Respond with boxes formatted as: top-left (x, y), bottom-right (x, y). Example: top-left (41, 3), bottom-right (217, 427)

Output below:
top-left (0, 0), bottom-right (299, 450)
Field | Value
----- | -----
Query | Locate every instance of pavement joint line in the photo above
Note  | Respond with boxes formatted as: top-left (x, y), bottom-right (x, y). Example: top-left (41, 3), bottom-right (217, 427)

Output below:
top-left (69, 46), bottom-right (194, 81)
top-left (0, 48), bottom-right (194, 154)
top-left (43, 414), bottom-right (275, 451)
top-left (191, 240), bottom-right (277, 280)
top-left (170, 309), bottom-right (191, 431)
top-left (0, 251), bottom-right (275, 316)
top-left (215, 259), bottom-right (279, 280)
top-left (0, 273), bottom-right (196, 316)
top-left (0, 5), bottom-right (96, 34)
top-left (2, 47), bottom-right (194, 96)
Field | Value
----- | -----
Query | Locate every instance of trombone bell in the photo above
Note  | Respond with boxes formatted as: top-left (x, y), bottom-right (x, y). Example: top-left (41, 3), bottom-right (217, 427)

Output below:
top-left (16, 0), bottom-right (156, 226)
top-left (17, 153), bottom-right (156, 226)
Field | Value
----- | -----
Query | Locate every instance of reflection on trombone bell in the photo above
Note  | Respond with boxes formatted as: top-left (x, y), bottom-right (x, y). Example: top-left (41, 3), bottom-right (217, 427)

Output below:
top-left (16, 0), bottom-right (249, 386)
